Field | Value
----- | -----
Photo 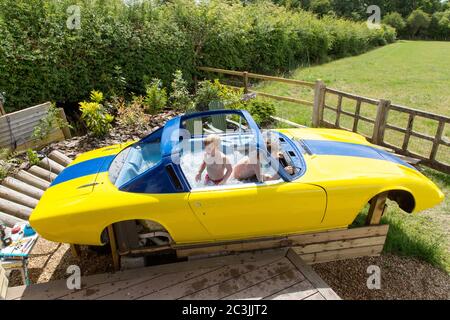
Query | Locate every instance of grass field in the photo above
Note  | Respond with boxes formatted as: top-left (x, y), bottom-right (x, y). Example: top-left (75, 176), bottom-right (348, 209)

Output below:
top-left (255, 40), bottom-right (450, 272)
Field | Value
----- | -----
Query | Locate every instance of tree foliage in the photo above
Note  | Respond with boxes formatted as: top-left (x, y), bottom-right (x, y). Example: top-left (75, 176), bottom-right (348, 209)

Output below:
top-left (0, 0), bottom-right (395, 111)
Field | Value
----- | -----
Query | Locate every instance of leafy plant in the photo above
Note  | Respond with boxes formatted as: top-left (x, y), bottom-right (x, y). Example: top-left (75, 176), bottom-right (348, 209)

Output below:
top-left (0, 148), bottom-right (13, 180)
top-left (195, 80), bottom-right (244, 110)
top-left (169, 70), bottom-right (194, 112)
top-left (32, 103), bottom-right (72, 141)
top-left (143, 79), bottom-right (167, 115)
top-left (26, 148), bottom-right (40, 166)
top-left (246, 100), bottom-right (276, 126)
top-left (79, 90), bottom-right (114, 137)
top-left (116, 96), bottom-right (149, 129)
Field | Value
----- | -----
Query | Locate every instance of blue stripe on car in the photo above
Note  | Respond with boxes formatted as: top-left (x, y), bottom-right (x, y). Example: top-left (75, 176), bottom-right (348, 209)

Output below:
top-left (303, 140), bottom-right (416, 170)
top-left (50, 155), bottom-right (115, 187)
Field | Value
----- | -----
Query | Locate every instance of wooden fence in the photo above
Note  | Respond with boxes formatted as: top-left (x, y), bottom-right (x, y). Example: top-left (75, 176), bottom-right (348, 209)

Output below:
top-left (0, 102), bottom-right (71, 152)
top-left (198, 67), bottom-right (450, 174)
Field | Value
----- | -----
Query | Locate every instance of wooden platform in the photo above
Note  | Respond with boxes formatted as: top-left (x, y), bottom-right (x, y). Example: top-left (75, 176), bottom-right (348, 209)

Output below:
top-left (5, 248), bottom-right (340, 300)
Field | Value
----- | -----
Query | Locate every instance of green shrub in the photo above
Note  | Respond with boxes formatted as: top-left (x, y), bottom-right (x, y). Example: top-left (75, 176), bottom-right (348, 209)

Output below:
top-left (26, 148), bottom-right (40, 166)
top-left (116, 96), bottom-right (149, 129)
top-left (32, 103), bottom-right (72, 141)
top-left (169, 70), bottom-right (194, 112)
top-left (79, 90), bottom-right (114, 137)
top-left (195, 80), bottom-right (244, 110)
top-left (143, 79), bottom-right (167, 114)
top-left (246, 100), bottom-right (276, 126)
top-left (0, 0), bottom-right (396, 112)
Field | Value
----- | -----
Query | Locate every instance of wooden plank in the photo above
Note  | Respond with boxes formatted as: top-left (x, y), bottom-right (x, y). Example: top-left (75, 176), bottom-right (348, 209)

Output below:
top-left (430, 120), bottom-right (445, 161)
top-left (312, 80), bottom-right (326, 127)
top-left (293, 236), bottom-right (386, 255)
top-left (402, 113), bottom-right (415, 151)
top-left (286, 249), bottom-right (341, 300)
top-left (198, 66), bottom-right (245, 77)
top-left (263, 279), bottom-right (317, 300)
top-left (304, 292), bottom-right (325, 300)
top-left (298, 245), bottom-right (384, 264)
top-left (2, 177), bottom-right (44, 200)
top-left (389, 103), bottom-right (450, 123)
top-left (247, 89), bottom-right (313, 106)
top-left (103, 266), bottom-right (224, 300)
top-left (352, 100), bottom-right (362, 132)
top-left (0, 198), bottom-right (32, 220)
top-left (222, 266), bottom-right (303, 300)
top-left (27, 166), bottom-right (57, 182)
top-left (142, 254), bottom-right (285, 300)
top-left (0, 185), bottom-right (39, 208)
top-left (270, 116), bottom-right (307, 128)
top-left (58, 108), bottom-right (72, 139)
top-left (334, 95), bottom-right (343, 127)
top-left (366, 192), bottom-right (388, 225)
top-left (0, 211), bottom-right (26, 227)
top-left (38, 157), bottom-right (65, 174)
top-left (0, 102), bottom-right (51, 120)
top-left (179, 259), bottom-right (293, 300)
top-left (48, 150), bottom-right (72, 167)
top-left (372, 99), bottom-right (390, 145)
top-left (15, 170), bottom-right (50, 190)
top-left (108, 225), bottom-right (120, 272)
top-left (325, 88), bottom-right (379, 105)
top-left (13, 130), bottom-right (65, 153)
top-left (247, 73), bottom-right (315, 88)
top-left (175, 225), bottom-right (389, 258)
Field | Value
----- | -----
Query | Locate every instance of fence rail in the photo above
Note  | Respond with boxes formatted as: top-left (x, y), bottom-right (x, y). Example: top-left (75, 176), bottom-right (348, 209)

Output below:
top-left (199, 66), bottom-right (449, 174)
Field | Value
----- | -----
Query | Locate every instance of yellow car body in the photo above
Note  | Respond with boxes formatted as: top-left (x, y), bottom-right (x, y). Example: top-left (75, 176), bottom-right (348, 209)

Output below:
top-left (30, 110), bottom-right (444, 246)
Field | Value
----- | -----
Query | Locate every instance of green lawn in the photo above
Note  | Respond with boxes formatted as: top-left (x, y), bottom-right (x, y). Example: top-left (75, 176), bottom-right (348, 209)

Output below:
top-left (255, 41), bottom-right (450, 272)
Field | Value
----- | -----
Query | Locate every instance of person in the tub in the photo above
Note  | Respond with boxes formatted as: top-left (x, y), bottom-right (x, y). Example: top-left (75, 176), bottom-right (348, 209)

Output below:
top-left (195, 134), bottom-right (233, 186)
top-left (233, 137), bottom-right (294, 182)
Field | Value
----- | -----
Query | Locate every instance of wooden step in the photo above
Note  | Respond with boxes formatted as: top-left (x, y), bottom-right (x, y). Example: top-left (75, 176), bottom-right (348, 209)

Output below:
top-left (0, 211), bottom-right (26, 227)
top-left (15, 170), bottom-right (50, 190)
top-left (0, 198), bottom-right (32, 220)
top-left (2, 177), bottom-right (44, 200)
top-left (38, 157), bottom-right (65, 174)
top-left (28, 166), bottom-right (57, 182)
top-left (0, 185), bottom-right (39, 209)
top-left (48, 150), bottom-right (72, 167)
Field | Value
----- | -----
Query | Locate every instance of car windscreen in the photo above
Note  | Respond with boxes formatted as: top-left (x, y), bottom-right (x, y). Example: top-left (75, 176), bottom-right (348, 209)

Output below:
top-left (108, 141), bottom-right (161, 187)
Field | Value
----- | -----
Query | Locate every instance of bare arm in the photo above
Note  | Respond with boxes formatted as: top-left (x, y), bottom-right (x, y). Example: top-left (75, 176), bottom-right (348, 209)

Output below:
top-left (220, 156), bottom-right (233, 184)
top-left (195, 161), bottom-right (207, 182)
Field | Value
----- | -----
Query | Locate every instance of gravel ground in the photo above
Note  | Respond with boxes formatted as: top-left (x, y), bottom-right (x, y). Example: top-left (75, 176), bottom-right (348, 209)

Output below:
top-left (313, 254), bottom-right (450, 300)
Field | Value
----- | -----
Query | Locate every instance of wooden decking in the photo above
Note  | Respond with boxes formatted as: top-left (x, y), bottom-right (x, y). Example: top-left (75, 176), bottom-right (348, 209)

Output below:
top-left (6, 248), bottom-right (340, 300)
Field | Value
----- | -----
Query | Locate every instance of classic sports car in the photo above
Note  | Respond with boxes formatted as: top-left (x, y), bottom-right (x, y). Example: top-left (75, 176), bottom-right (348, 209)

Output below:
top-left (30, 109), bottom-right (444, 248)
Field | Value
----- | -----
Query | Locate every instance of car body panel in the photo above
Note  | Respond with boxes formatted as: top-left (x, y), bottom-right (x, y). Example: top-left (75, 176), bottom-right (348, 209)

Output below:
top-left (30, 111), bottom-right (445, 246)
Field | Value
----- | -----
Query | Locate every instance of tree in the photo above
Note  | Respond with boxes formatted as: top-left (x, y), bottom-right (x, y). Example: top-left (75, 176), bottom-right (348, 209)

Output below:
top-left (310, 0), bottom-right (332, 16)
top-left (383, 12), bottom-right (406, 34)
top-left (407, 9), bottom-right (431, 37)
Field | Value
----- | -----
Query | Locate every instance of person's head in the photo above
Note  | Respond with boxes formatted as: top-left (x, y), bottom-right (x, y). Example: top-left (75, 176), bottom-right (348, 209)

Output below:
top-left (204, 134), bottom-right (221, 154)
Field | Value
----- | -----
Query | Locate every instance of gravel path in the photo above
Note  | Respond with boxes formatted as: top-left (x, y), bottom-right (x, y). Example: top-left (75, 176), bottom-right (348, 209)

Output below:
top-left (313, 254), bottom-right (450, 300)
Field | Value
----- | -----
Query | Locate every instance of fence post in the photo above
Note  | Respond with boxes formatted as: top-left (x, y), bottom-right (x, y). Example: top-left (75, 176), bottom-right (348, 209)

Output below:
top-left (372, 99), bottom-right (390, 145)
top-left (243, 71), bottom-right (249, 94)
top-left (312, 80), bottom-right (326, 127)
top-left (0, 96), bottom-right (5, 116)
top-left (58, 108), bottom-right (72, 139)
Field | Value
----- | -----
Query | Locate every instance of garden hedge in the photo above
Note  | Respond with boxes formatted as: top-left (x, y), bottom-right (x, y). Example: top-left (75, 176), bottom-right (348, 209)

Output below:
top-left (0, 0), bottom-right (396, 111)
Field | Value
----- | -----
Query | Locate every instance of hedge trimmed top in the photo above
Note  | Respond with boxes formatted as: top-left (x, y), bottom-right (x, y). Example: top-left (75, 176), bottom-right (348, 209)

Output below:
top-left (0, 0), bottom-right (395, 111)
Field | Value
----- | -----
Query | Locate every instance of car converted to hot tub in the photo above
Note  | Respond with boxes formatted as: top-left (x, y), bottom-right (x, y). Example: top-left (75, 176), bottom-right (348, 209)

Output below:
top-left (30, 109), bottom-right (444, 250)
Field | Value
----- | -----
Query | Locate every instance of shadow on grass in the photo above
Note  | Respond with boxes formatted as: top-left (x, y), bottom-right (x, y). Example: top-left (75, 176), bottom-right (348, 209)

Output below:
top-left (352, 204), bottom-right (449, 273)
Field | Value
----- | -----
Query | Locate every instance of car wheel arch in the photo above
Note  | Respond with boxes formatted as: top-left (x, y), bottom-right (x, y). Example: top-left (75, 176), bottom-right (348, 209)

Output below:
top-left (97, 218), bottom-right (173, 245)
top-left (371, 187), bottom-right (416, 214)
